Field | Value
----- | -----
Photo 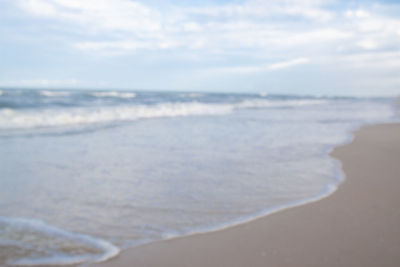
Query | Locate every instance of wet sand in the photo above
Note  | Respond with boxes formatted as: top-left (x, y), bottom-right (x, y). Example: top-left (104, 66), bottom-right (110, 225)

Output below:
top-left (96, 123), bottom-right (400, 267)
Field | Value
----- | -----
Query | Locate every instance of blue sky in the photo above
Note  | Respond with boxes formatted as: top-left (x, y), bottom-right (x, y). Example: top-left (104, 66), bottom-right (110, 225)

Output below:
top-left (1, 0), bottom-right (400, 96)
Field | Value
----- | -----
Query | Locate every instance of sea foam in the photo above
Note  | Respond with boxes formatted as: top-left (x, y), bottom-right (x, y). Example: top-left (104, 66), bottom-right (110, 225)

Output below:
top-left (0, 217), bottom-right (119, 266)
top-left (39, 90), bottom-right (71, 97)
top-left (235, 99), bottom-right (326, 109)
top-left (90, 91), bottom-right (136, 99)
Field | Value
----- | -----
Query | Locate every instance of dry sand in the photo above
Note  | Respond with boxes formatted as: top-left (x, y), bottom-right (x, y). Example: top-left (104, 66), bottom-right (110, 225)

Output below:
top-left (96, 123), bottom-right (400, 267)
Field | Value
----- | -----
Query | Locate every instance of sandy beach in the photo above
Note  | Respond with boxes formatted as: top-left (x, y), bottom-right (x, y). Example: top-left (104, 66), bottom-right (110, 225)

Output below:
top-left (95, 122), bottom-right (400, 267)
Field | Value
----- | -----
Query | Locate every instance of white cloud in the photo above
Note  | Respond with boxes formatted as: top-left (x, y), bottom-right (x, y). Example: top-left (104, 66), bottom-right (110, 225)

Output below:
top-left (340, 8), bottom-right (400, 52)
top-left (185, 0), bottom-right (334, 22)
top-left (17, 0), bottom-right (162, 34)
top-left (338, 51), bottom-right (400, 70)
top-left (211, 57), bottom-right (310, 74)
top-left (274, 29), bottom-right (352, 46)
top-left (345, 9), bottom-right (370, 19)
top-left (12, 0), bottom-right (400, 64)
top-left (268, 57), bottom-right (310, 70)
top-left (182, 22), bottom-right (202, 33)
top-left (21, 0), bottom-right (57, 15)
top-left (14, 0), bottom-right (345, 55)
top-left (74, 39), bottom-right (180, 55)
top-left (3, 0), bottom-right (400, 95)
top-left (356, 40), bottom-right (378, 50)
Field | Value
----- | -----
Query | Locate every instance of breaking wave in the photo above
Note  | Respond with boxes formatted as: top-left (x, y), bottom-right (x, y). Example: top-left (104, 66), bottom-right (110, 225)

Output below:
top-left (39, 91), bottom-right (71, 97)
top-left (236, 99), bottom-right (326, 109)
top-left (0, 99), bottom-right (326, 130)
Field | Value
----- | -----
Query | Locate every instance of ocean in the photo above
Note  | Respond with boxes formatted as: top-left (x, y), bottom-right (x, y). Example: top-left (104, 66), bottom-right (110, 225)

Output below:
top-left (0, 88), bottom-right (397, 266)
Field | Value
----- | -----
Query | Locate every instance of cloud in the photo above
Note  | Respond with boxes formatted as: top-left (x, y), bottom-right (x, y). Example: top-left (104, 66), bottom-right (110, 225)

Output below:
top-left (345, 9), bottom-right (370, 19)
top-left (339, 7), bottom-right (400, 53)
top-left (17, 0), bottom-right (162, 34)
top-left (10, 1), bottom-right (400, 62)
top-left (337, 51), bottom-right (400, 70)
top-left (20, 0), bottom-right (57, 16)
top-left (4, 78), bottom-right (79, 87)
top-left (210, 57), bottom-right (310, 74)
top-left (13, 0), bottom-right (348, 55)
top-left (268, 57), bottom-right (310, 70)
top-left (185, 0), bottom-right (334, 22)
top-left (2, 0), bottom-right (400, 95)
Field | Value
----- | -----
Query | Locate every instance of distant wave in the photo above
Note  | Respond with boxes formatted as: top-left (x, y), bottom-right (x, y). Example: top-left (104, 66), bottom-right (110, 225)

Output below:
top-left (258, 92), bottom-right (268, 97)
top-left (178, 93), bottom-right (204, 98)
top-left (90, 91), bottom-right (136, 99)
top-left (0, 90), bottom-right (3, 96)
top-left (235, 99), bottom-right (327, 109)
top-left (39, 90), bottom-right (71, 97)
top-left (0, 217), bottom-right (119, 266)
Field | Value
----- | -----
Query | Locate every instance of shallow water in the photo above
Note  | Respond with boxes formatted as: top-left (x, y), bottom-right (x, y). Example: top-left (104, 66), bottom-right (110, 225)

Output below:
top-left (0, 89), bottom-right (397, 266)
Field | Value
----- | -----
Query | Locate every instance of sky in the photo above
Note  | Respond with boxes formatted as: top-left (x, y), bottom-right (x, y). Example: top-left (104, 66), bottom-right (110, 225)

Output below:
top-left (0, 0), bottom-right (400, 96)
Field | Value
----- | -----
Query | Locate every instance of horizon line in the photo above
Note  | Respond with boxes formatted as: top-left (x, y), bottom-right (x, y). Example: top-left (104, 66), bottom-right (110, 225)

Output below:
top-left (0, 86), bottom-right (398, 99)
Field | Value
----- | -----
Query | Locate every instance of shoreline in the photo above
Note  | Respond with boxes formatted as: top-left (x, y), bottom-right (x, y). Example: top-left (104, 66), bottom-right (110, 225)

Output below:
top-left (95, 122), bottom-right (400, 267)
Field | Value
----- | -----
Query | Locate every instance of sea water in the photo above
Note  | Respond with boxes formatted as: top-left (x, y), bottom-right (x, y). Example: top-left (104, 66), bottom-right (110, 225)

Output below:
top-left (0, 89), bottom-right (397, 266)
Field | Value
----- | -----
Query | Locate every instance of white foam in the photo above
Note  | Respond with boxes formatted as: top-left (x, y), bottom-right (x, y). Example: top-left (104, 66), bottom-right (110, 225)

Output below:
top-left (90, 91), bottom-right (136, 99)
top-left (236, 99), bottom-right (326, 109)
top-left (7, 254), bottom-right (95, 266)
top-left (0, 102), bottom-right (233, 129)
top-left (258, 92), bottom-right (268, 97)
top-left (1, 108), bottom-right (14, 116)
top-left (39, 90), bottom-right (70, 97)
top-left (178, 93), bottom-right (204, 98)
top-left (0, 217), bottom-right (119, 266)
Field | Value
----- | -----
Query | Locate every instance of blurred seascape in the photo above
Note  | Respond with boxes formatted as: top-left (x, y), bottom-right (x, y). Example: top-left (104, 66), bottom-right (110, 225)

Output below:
top-left (0, 88), bottom-right (397, 266)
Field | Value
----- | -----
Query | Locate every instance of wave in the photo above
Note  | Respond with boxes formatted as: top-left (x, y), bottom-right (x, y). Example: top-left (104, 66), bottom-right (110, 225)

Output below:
top-left (0, 217), bottom-right (119, 266)
top-left (235, 99), bottom-right (327, 109)
top-left (0, 102), bottom-right (233, 129)
top-left (0, 90), bottom-right (3, 96)
top-left (178, 93), bottom-right (204, 98)
top-left (39, 90), bottom-right (71, 97)
top-left (90, 91), bottom-right (136, 99)
top-left (0, 99), bottom-right (327, 130)
top-left (258, 92), bottom-right (268, 97)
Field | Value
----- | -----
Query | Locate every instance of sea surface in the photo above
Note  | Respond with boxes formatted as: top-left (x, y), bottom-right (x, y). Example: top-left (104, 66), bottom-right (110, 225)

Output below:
top-left (0, 89), bottom-right (397, 266)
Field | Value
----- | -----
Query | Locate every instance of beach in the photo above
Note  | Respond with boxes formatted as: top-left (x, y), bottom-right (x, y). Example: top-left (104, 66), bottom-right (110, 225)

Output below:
top-left (2, 0), bottom-right (400, 265)
top-left (95, 122), bottom-right (400, 267)
top-left (0, 90), bottom-right (397, 266)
